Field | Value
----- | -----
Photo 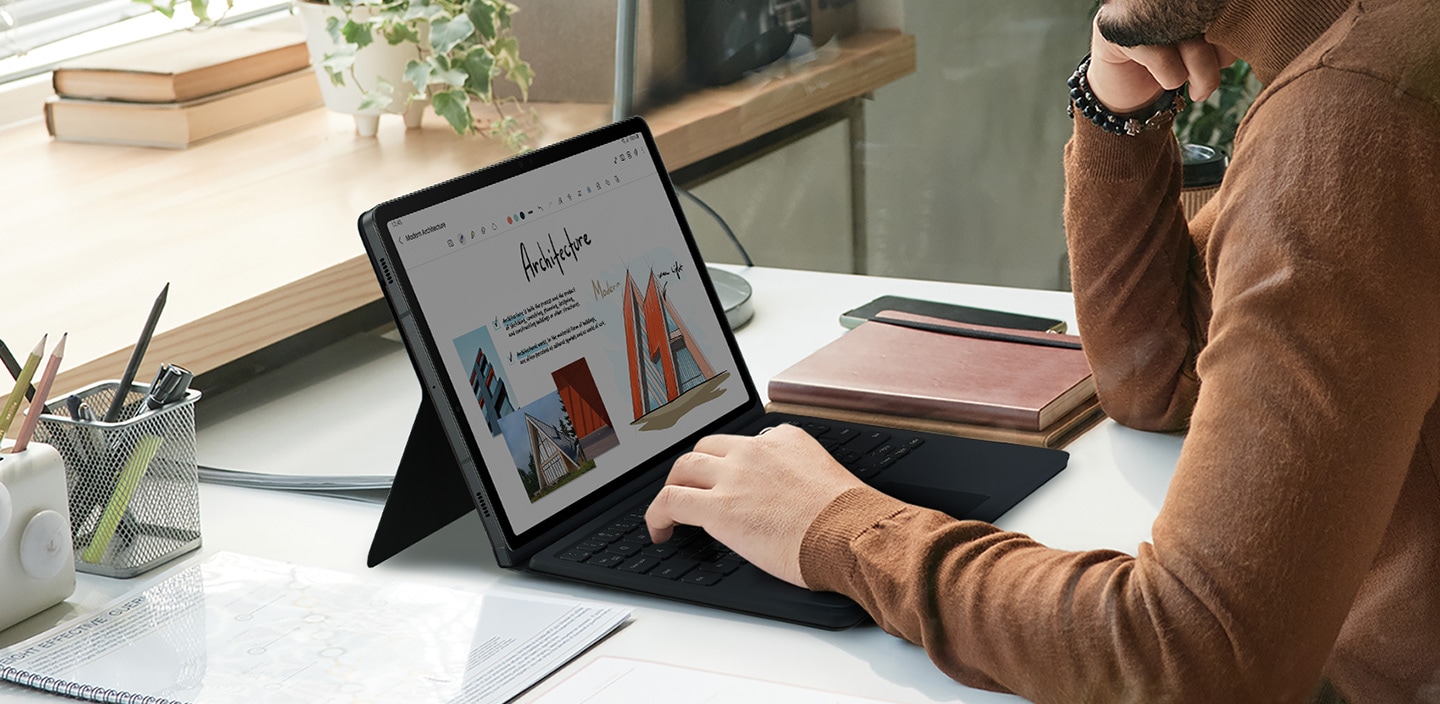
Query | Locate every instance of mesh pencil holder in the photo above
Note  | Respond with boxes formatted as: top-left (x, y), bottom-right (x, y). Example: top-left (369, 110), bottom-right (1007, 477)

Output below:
top-left (33, 380), bottom-right (202, 578)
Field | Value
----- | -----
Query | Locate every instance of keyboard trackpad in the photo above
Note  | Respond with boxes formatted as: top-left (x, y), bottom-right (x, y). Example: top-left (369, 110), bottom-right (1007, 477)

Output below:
top-left (877, 482), bottom-right (988, 520)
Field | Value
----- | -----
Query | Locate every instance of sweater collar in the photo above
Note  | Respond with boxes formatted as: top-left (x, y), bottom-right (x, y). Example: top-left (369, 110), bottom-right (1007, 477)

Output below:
top-left (1205, 0), bottom-right (1353, 83)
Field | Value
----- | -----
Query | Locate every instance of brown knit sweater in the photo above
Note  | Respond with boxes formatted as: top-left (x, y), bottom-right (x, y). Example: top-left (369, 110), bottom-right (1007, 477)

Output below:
top-left (798, 0), bottom-right (1440, 701)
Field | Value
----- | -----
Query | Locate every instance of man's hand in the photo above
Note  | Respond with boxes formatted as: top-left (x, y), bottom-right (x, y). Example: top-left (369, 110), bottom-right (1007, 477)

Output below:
top-left (645, 424), bottom-right (868, 588)
top-left (1086, 14), bottom-right (1236, 113)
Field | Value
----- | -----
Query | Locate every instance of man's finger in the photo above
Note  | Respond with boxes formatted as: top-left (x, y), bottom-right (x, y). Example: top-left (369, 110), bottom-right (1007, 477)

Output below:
top-left (692, 433), bottom-right (747, 457)
top-left (1126, 44), bottom-right (1190, 91)
top-left (1178, 39), bottom-right (1222, 102)
top-left (645, 484), bottom-right (712, 543)
top-left (665, 451), bottom-right (725, 490)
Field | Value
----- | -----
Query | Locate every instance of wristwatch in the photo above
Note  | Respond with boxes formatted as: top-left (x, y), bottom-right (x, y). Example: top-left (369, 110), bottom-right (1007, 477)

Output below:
top-left (1067, 53), bottom-right (1186, 137)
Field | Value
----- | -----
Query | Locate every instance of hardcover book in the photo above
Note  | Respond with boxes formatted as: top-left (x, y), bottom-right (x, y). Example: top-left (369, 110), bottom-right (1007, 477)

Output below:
top-left (768, 311), bottom-right (1096, 432)
top-left (51, 25), bottom-right (310, 103)
top-left (45, 69), bottom-right (321, 149)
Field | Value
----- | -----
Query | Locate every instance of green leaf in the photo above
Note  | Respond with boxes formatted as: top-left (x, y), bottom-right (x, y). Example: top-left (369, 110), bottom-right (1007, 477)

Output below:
top-left (431, 88), bottom-right (475, 133)
top-left (404, 59), bottom-right (433, 96)
top-left (137, 0), bottom-right (177, 19)
top-left (403, 1), bottom-right (446, 21)
top-left (341, 18), bottom-right (374, 48)
top-left (325, 15), bottom-right (343, 43)
top-left (190, 0), bottom-right (210, 23)
top-left (358, 76), bottom-right (395, 111)
top-left (506, 59), bottom-right (533, 101)
top-left (458, 49), bottom-right (494, 98)
top-left (320, 46), bottom-right (357, 86)
top-left (383, 21), bottom-right (420, 45)
top-left (496, 1), bottom-right (515, 31)
top-left (466, 0), bottom-right (496, 41)
top-left (492, 35), bottom-right (519, 69)
top-left (429, 14), bottom-right (475, 56)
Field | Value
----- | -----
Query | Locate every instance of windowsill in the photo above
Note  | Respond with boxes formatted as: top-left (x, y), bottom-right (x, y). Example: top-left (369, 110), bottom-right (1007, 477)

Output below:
top-left (3, 30), bottom-right (916, 399)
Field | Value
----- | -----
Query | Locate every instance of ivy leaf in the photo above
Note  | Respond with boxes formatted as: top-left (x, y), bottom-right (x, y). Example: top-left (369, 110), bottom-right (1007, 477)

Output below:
top-left (341, 18), bottom-right (374, 48)
top-left (431, 88), bottom-right (475, 133)
top-left (497, 1), bottom-right (515, 31)
top-left (325, 15), bottom-right (343, 43)
top-left (506, 59), bottom-right (533, 100)
top-left (189, 0), bottom-right (210, 23)
top-left (141, 0), bottom-right (177, 19)
top-left (358, 76), bottom-right (395, 111)
top-left (403, 0), bottom-right (446, 22)
top-left (429, 14), bottom-right (475, 56)
top-left (492, 35), bottom-right (519, 69)
top-left (458, 49), bottom-right (494, 98)
top-left (320, 46), bottom-right (357, 86)
top-left (383, 21), bottom-right (420, 45)
top-left (466, 0), bottom-right (496, 42)
top-left (404, 59), bottom-right (432, 96)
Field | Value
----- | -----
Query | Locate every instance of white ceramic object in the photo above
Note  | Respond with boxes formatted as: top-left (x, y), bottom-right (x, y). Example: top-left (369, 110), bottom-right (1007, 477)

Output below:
top-left (294, 0), bottom-right (428, 136)
top-left (0, 443), bottom-right (76, 631)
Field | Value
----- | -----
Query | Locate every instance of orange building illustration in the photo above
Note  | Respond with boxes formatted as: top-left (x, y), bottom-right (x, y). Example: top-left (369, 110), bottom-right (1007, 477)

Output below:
top-left (621, 270), bottom-right (715, 419)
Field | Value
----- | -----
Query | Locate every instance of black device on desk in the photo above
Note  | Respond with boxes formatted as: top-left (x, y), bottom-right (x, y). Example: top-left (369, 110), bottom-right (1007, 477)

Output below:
top-left (841, 295), bottom-right (1068, 333)
top-left (357, 117), bottom-right (1068, 629)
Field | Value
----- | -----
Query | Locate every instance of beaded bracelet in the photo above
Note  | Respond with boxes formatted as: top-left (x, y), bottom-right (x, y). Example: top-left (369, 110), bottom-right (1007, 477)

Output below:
top-left (1067, 53), bottom-right (1186, 137)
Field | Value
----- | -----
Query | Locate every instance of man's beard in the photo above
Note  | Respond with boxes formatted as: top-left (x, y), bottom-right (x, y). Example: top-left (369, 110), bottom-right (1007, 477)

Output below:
top-left (1096, 0), bottom-right (1228, 47)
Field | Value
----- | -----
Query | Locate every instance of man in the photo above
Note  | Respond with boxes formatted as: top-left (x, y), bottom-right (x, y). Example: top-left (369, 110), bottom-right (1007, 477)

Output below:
top-left (644, 0), bottom-right (1440, 701)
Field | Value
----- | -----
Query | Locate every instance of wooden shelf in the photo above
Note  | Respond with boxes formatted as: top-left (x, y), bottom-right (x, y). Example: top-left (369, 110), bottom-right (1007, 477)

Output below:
top-left (3, 30), bottom-right (914, 399)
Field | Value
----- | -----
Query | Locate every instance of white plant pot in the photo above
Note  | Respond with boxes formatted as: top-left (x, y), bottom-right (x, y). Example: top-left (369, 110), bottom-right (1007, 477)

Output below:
top-left (294, 0), bottom-right (428, 136)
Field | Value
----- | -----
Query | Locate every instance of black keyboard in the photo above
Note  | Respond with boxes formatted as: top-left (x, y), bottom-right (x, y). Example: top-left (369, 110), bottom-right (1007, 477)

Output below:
top-left (784, 419), bottom-right (926, 480)
top-left (555, 419), bottom-right (926, 587)
top-left (557, 504), bottom-right (741, 586)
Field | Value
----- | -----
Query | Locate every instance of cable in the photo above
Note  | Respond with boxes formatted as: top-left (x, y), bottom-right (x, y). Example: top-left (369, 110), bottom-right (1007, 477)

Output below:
top-left (675, 185), bottom-right (754, 267)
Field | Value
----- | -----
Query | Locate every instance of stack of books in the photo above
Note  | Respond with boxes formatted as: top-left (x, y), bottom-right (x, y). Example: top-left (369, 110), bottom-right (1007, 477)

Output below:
top-left (44, 25), bottom-right (320, 149)
top-left (767, 310), bottom-right (1105, 448)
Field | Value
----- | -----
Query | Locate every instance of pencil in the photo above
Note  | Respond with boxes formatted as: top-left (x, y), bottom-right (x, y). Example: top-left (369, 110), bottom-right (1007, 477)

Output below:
top-left (0, 340), bottom-right (35, 402)
top-left (103, 283), bottom-right (169, 422)
top-left (0, 334), bottom-right (45, 445)
top-left (82, 434), bottom-right (163, 564)
top-left (12, 333), bottom-right (66, 453)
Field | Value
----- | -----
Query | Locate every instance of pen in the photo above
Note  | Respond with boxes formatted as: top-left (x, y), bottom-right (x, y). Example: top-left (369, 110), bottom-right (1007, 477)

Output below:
top-left (130, 363), bottom-right (194, 420)
top-left (12, 333), bottom-right (65, 453)
top-left (871, 312), bottom-right (1084, 351)
top-left (0, 334), bottom-right (46, 444)
top-left (103, 283), bottom-right (169, 423)
top-left (0, 339), bottom-right (36, 402)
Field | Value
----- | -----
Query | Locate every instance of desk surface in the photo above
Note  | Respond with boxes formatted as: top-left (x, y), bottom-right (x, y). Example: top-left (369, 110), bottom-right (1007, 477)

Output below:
top-left (1, 30), bottom-right (915, 402)
top-left (0, 266), bottom-right (1184, 704)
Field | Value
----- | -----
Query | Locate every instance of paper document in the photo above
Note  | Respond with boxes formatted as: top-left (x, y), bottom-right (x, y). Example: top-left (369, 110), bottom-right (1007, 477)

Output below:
top-left (0, 552), bottom-right (629, 704)
top-left (534, 656), bottom-right (904, 704)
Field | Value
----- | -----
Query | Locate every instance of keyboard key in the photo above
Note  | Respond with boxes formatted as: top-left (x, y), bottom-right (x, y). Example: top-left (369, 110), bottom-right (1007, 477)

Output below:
top-left (575, 540), bottom-right (607, 552)
top-left (826, 427), bottom-right (859, 443)
top-left (618, 556), bottom-right (661, 574)
top-left (650, 558), bottom-right (699, 580)
top-left (903, 437), bottom-right (925, 450)
top-left (833, 449), bottom-right (862, 466)
top-left (696, 558), bottom-right (742, 575)
top-left (680, 571), bottom-right (723, 586)
top-left (558, 549), bottom-right (591, 562)
top-left (848, 431), bottom-right (891, 455)
top-left (592, 530), bottom-right (624, 544)
top-left (607, 543), bottom-right (640, 557)
top-left (641, 544), bottom-right (678, 559)
top-left (587, 553), bottom-right (626, 568)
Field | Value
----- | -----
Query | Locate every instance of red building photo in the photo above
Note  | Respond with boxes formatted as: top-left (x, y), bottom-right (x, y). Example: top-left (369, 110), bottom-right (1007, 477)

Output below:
top-left (551, 358), bottom-right (619, 458)
top-left (621, 270), bottom-right (716, 421)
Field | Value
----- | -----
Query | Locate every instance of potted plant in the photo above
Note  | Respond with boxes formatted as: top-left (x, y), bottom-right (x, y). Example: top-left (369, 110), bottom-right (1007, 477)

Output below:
top-left (295, 0), bottom-right (536, 146)
top-left (135, 0), bottom-right (537, 146)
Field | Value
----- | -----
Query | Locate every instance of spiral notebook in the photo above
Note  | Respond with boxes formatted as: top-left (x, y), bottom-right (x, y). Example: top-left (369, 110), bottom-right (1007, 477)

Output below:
top-left (0, 552), bottom-right (628, 704)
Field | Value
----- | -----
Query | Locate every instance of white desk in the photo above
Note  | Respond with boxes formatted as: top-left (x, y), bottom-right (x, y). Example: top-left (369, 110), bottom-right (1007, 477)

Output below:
top-left (0, 266), bottom-right (1184, 703)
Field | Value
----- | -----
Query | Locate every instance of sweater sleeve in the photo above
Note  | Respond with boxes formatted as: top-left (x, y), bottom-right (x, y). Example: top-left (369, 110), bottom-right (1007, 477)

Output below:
top-left (799, 68), bottom-right (1440, 703)
top-left (1061, 112), bottom-right (1209, 432)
